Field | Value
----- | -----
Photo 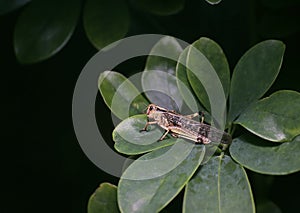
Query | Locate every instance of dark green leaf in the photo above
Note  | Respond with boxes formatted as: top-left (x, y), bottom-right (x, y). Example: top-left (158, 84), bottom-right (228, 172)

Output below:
top-left (184, 155), bottom-right (255, 213)
top-left (118, 142), bottom-right (205, 213)
top-left (142, 36), bottom-right (183, 110)
top-left (176, 46), bottom-right (202, 114)
top-left (230, 134), bottom-right (300, 175)
top-left (88, 182), bottom-right (119, 213)
top-left (205, 0), bottom-right (222, 5)
top-left (186, 38), bottom-right (229, 128)
top-left (228, 40), bottom-right (285, 122)
top-left (235, 90), bottom-right (300, 142)
top-left (14, 0), bottom-right (80, 64)
top-left (113, 115), bottom-right (176, 155)
top-left (176, 45), bottom-right (214, 124)
top-left (83, 0), bottom-right (129, 49)
top-left (98, 71), bottom-right (149, 120)
top-left (130, 0), bottom-right (185, 16)
top-left (0, 0), bottom-right (30, 15)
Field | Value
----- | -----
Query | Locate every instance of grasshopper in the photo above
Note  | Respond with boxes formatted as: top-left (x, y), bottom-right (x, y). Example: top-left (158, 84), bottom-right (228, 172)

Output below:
top-left (141, 104), bottom-right (232, 145)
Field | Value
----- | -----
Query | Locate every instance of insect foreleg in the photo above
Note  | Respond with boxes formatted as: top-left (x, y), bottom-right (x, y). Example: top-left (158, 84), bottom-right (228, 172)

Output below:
top-left (159, 129), bottom-right (170, 141)
top-left (140, 121), bottom-right (158, 132)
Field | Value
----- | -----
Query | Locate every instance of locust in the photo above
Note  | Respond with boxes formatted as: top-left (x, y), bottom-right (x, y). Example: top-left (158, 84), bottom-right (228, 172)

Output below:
top-left (141, 104), bottom-right (232, 145)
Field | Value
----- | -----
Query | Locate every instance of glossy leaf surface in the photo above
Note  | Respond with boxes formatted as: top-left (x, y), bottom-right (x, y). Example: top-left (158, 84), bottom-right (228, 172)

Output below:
top-left (113, 115), bottom-right (176, 155)
top-left (14, 0), bottom-right (80, 63)
top-left (184, 155), bottom-right (255, 213)
top-left (142, 36), bottom-right (183, 110)
top-left (98, 71), bottom-right (148, 120)
top-left (230, 134), bottom-right (300, 175)
top-left (186, 38), bottom-right (229, 128)
top-left (118, 143), bottom-right (205, 213)
top-left (88, 183), bottom-right (119, 213)
top-left (84, 0), bottom-right (129, 49)
top-left (235, 90), bottom-right (300, 142)
top-left (228, 40), bottom-right (285, 122)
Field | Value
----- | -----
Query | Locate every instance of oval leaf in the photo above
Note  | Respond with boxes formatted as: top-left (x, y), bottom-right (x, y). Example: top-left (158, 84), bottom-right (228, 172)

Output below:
top-left (14, 0), bottom-right (81, 64)
top-left (176, 45), bottom-right (214, 123)
top-left (130, 0), bottom-right (185, 16)
top-left (98, 71), bottom-right (149, 120)
top-left (118, 143), bottom-right (205, 213)
top-left (235, 90), bottom-right (300, 142)
top-left (88, 182), bottom-right (119, 213)
top-left (228, 40), bottom-right (285, 122)
top-left (142, 36), bottom-right (183, 110)
top-left (0, 0), bottom-right (30, 15)
top-left (113, 115), bottom-right (176, 155)
top-left (184, 155), bottom-right (255, 213)
top-left (230, 134), bottom-right (300, 175)
top-left (186, 38), bottom-right (229, 128)
top-left (83, 0), bottom-right (129, 50)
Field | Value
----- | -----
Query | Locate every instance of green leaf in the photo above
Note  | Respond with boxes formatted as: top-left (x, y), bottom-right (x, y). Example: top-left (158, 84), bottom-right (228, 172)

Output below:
top-left (142, 36), bottom-right (183, 110)
top-left (183, 155), bottom-right (255, 213)
top-left (186, 38), bottom-right (229, 128)
top-left (14, 0), bottom-right (81, 64)
top-left (176, 45), bottom-right (214, 124)
top-left (113, 115), bottom-right (176, 155)
top-left (83, 0), bottom-right (129, 50)
top-left (130, 0), bottom-right (185, 16)
top-left (118, 142), bottom-right (205, 213)
top-left (235, 90), bottom-right (300, 142)
top-left (0, 0), bottom-right (30, 15)
top-left (205, 0), bottom-right (222, 5)
top-left (229, 134), bottom-right (300, 175)
top-left (88, 182), bottom-right (119, 213)
top-left (98, 71), bottom-right (149, 120)
top-left (228, 40), bottom-right (285, 122)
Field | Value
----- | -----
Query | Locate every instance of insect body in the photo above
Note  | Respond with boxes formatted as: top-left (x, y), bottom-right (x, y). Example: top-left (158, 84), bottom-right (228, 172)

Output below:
top-left (141, 104), bottom-right (232, 145)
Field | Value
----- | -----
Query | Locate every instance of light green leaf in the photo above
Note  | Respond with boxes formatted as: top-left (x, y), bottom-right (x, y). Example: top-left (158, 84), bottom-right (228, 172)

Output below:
top-left (228, 40), bottom-right (285, 122)
top-left (0, 0), bottom-right (30, 15)
top-left (142, 36), bottom-right (183, 110)
top-left (83, 0), bottom-right (129, 49)
top-left (113, 115), bottom-right (176, 155)
top-left (229, 134), bottom-right (300, 175)
top-left (183, 155), bottom-right (255, 213)
top-left (118, 142), bottom-right (205, 213)
top-left (235, 90), bottom-right (300, 142)
top-left (14, 0), bottom-right (80, 64)
top-left (88, 182), bottom-right (119, 213)
top-left (130, 0), bottom-right (185, 16)
top-left (186, 38), bottom-right (229, 128)
top-left (98, 71), bottom-right (148, 120)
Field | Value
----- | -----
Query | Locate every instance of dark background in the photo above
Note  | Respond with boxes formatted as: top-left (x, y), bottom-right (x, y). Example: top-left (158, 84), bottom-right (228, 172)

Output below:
top-left (1, 0), bottom-right (300, 212)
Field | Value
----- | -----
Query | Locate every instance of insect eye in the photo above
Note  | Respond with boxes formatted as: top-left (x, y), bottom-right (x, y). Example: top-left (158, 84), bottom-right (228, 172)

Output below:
top-left (149, 106), bottom-right (153, 111)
